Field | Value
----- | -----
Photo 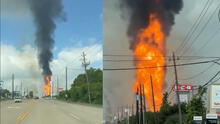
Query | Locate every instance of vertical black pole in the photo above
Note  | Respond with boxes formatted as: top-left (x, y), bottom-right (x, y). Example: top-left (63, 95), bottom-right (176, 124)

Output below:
top-left (65, 67), bottom-right (67, 100)
top-left (140, 85), bottom-right (143, 124)
top-left (150, 75), bottom-right (157, 124)
top-left (131, 104), bottom-right (133, 124)
top-left (136, 87), bottom-right (139, 124)
top-left (173, 52), bottom-right (183, 124)
top-left (142, 84), bottom-right (146, 124)
top-left (12, 74), bottom-right (14, 99)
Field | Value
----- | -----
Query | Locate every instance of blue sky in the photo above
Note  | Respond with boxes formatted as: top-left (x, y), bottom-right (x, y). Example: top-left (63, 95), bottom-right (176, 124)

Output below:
top-left (1, 0), bottom-right (102, 58)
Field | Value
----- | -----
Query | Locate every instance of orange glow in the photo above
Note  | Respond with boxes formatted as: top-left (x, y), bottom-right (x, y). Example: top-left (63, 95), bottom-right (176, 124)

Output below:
top-left (133, 14), bottom-right (165, 111)
top-left (44, 75), bottom-right (51, 96)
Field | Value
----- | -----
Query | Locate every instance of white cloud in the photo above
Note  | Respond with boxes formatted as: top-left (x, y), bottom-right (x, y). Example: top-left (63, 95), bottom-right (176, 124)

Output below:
top-left (1, 43), bottom-right (103, 96)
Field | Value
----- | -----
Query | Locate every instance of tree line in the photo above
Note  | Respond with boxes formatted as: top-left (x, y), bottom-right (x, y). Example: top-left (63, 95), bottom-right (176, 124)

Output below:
top-left (58, 68), bottom-right (103, 105)
top-left (118, 86), bottom-right (207, 124)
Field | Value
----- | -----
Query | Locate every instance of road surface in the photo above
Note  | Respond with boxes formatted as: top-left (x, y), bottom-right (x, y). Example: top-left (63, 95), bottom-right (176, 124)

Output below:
top-left (0, 99), bottom-right (103, 124)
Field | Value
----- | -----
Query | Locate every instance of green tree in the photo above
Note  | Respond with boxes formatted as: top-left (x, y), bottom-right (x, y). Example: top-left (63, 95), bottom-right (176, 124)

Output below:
top-left (60, 68), bottom-right (103, 104)
top-left (1, 89), bottom-right (10, 98)
top-left (185, 86), bottom-right (207, 124)
top-left (29, 91), bottom-right (34, 98)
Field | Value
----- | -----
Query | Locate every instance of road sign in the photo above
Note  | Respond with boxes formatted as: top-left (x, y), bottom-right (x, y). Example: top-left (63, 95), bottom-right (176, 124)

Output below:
top-left (206, 114), bottom-right (217, 124)
top-left (193, 116), bottom-right (202, 124)
top-left (179, 94), bottom-right (188, 103)
top-left (173, 84), bottom-right (193, 92)
top-left (211, 85), bottom-right (220, 108)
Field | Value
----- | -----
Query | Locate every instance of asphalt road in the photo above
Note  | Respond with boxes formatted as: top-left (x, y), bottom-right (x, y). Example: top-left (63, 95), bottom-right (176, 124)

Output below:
top-left (0, 99), bottom-right (103, 124)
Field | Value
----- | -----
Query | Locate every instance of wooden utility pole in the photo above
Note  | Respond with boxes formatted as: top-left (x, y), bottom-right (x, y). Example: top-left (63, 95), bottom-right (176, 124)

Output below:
top-left (12, 74), bottom-right (14, 99)
top-left (57, 76), bottom-right (59, 96)
top-left (142, 85), bottom-right (146, 124)
top-left (20, 80), bottom-right (22, 97)
top-left (172, 52), bottom-right (183, 124)
top-left (150, 75), bottom-right (157, 124)
top-left (65, 66), bottom-right (68, 100)
top-left (136, 88), bottom-right (139, 124)
top-left (140, 85), bottom-right (143, 124)
top-left (82, 52), bottom-right (91, 104)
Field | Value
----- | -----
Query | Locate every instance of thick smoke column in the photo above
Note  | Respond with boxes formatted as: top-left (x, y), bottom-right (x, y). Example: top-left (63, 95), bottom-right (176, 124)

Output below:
top-left (120, 0), bottom-right (183, 49)
top-left (29, 0), bottom-right (65, 75)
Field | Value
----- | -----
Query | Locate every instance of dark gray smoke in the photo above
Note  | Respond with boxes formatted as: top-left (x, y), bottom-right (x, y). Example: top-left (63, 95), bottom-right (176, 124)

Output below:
top-left (29, 0), bottom-right (65, 76)
top-left (120, 0), bottom-right (183, 49)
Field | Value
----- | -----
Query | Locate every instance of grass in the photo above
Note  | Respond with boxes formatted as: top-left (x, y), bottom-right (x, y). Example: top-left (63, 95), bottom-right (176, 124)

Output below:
top-left (56, 98), bottom-right (103, 108)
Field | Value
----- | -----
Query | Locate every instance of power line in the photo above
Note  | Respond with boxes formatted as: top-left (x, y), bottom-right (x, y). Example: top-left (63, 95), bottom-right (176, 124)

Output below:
top-left (104, 58), bottom-right (220, 71)
top-left (196, 70), bottom-right (220, 89)
top-left (66, 45), bottom-right (99, 67)
top-left (104, 54), bottom-right (220, 59)
top-left (104, 57), bottom-right (220, 62)
top-left (176, 0), bottom-right (213, 54)
top-left (180, 3), bottom-right (220, 56)
top-left (194, 28), bottom-right (220, 54)
top-left (178, 63), bottom-right (215, 80)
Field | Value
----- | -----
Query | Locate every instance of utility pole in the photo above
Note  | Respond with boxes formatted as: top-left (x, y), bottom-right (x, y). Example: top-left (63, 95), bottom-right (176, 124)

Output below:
top-left (140, 85), bottom-right (143, 124)
top-left (51, 80), bottom-right (53, 99)
top-left (136, 88), bottom-right (139, 124)
top-left (150, 75), bottom-right (157, 124)
top-left (12, 74), bottom-right (14, 99)
top-left (218, 8), bottom-right (220, 22)
top-left (57, 76), bottom-right (59, 96)
top-left (20, 80), bottom-right (22, 97)
top-left (173, 52), bottom-right (183, 124)
top-left (82, 52), bottom-right (91, 104)
top-left (65, 66), bottom-right (68, 100)
top-left (142, 85), bottom-right (146, 124)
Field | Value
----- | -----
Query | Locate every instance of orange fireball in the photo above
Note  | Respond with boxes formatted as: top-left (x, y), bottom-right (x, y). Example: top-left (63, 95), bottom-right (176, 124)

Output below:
top-left (133, 14), bottom-right (165, 111)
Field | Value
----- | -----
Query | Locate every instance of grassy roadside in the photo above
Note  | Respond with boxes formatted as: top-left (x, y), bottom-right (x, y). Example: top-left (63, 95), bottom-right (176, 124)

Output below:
top-left (56, 98), bottom-right (102, 108)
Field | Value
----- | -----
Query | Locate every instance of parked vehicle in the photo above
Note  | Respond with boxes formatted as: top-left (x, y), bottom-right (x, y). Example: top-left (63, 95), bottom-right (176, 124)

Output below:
top-left (14, 97), bottom-right (22, 103)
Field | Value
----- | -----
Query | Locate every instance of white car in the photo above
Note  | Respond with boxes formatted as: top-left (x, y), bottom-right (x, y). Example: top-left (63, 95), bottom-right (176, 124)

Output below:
top-left (14, 97), bottom-right (22, 103)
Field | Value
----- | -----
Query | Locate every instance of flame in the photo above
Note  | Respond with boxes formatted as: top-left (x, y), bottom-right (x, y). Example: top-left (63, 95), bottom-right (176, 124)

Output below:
top-left (133, 14), bottom-right (165, 111)
top-left (44, 75), bottom-right (51, 96)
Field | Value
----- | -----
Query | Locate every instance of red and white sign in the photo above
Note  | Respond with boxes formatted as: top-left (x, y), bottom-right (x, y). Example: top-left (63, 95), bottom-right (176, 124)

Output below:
top-left (58, 87), bottom-right (64, 91)
top-left (173, 84), bottom-right (193, 92)
top-left (211, 85), bottom-right (220, 108)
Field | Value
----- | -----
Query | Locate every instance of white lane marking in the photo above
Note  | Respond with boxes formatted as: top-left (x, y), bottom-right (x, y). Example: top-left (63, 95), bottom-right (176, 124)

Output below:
top-left (69, 113), bottom-right (80, 120)
top-left (8, 106), bottom-right (20, 109)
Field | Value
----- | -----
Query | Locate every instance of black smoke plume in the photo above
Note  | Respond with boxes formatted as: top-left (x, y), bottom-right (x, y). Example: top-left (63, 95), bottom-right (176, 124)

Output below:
top-left (120, 0), bottom-right (183, 49)
top-left (29, 0), bottom-right (65, 76)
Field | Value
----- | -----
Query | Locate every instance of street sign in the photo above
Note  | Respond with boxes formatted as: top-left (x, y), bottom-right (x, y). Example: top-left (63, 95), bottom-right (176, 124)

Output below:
top-left (193, 116), bottom-right (202, 124)
top-left (211, 85), bottom-right (220, 108)
top-left (206, 114), bottom-right (218, 124)
top-left (179, 94), bottom-right (188, 103)
top-left (173, 84), bottom-right (193, 92)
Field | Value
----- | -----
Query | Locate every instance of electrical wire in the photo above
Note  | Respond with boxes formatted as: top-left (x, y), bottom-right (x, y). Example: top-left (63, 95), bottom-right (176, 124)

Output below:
top-left (194, 28), bottom-right (220, 54)
top-left (195, 70), bottom-right (220, 89)
top-left (176, 0), bottom-right (213, 54)
top-left (104, 54), bottom-right (220, 59)
top-left (103, 58), bottom-right (220, 71)
top-left (180, 3), bottom-right (220, 56)
top-left (178, 63), bottom-right (215, 80)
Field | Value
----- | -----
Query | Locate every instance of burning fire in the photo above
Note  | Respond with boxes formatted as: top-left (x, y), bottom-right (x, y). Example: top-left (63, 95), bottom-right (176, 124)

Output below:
top-left (133, 14), bottom-right (165, 111)
top-left (44, 75), bottom-right (51, 96)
